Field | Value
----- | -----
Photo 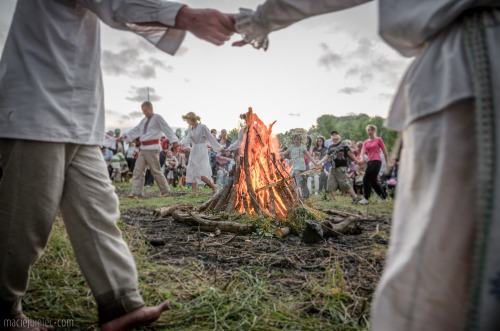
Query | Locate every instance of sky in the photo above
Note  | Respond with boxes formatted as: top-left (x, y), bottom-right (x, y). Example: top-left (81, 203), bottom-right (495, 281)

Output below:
top-left (0, 0), bottom-right (411, 134)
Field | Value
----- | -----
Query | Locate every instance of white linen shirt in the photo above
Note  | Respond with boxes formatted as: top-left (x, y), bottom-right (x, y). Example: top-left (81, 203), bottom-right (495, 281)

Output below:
top-left (0, 0), bottom-right (185, 145)
top-left (235, 0), bottom-right (500, 130)
top-left (123, 114), bottom-right (179, 151)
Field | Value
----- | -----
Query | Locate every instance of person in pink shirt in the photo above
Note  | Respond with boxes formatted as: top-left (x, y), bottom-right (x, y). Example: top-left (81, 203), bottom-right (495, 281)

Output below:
top-left (359, 125), bottom-right (389, 204)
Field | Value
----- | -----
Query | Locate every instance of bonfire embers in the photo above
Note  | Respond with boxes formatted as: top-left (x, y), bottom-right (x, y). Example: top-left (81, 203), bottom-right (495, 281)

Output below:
top-left (198, 108), bottom-right (298, 219)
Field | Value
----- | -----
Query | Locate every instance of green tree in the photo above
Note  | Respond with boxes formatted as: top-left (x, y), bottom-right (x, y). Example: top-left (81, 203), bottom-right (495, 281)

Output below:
top-left (175, 128), bottom-right (183, 139)
top-left (277, 128), bottom-right (308, 149)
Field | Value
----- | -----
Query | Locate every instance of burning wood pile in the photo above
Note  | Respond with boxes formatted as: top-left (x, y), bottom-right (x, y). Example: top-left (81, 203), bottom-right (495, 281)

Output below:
top-left (198, 108), bottom-right (298, 219)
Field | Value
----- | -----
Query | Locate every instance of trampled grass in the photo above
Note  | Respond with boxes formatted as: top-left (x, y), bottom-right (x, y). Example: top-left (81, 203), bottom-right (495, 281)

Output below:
top-left (21, 182), bottom-right (392, 330)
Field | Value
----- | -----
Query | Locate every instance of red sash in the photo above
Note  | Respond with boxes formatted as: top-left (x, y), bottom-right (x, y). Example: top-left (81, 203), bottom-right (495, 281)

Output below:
top-left (141, 139), bottom-right (160, 146)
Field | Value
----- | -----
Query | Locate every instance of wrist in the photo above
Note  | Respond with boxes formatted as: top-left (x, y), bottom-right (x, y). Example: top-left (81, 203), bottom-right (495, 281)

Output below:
top-left (175, 5), bottom-right (194, 30)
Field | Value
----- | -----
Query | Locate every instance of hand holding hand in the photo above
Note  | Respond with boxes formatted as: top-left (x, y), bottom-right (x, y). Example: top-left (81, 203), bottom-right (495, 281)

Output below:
top-left (176, 7), bottom-right (235, 46)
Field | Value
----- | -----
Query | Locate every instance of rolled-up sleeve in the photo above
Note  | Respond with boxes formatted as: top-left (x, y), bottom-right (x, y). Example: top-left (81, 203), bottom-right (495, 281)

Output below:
top-left (76, 0), bottom-right (186, 55)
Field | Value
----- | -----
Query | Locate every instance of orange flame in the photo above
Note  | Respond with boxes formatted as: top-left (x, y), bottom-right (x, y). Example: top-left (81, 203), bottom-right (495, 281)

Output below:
top-left (234, 108), bottom-right (296, 219)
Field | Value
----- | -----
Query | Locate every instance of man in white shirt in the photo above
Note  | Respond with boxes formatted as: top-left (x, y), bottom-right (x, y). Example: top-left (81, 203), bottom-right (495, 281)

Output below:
top-left (231, 1), bottom-right (500, 330)
top-left (0, 1), bottom-right (234, 330)
top-left (120, 101), bottom-right (179, 198)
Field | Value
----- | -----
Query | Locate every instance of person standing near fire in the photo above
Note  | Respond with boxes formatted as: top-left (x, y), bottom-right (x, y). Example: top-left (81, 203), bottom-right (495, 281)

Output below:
top-left (181, 112), bottom-right (223, 196)
top-left (279, 135), bottom-right (318, 197)
top-left (120, 101), bottom-right (179, 198)
top-left (317, 131), bottom-right (361, 203)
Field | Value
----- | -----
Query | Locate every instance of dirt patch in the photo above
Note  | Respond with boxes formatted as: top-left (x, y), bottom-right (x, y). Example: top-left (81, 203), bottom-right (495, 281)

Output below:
top-left (121, 207), bottom-right (390, 302)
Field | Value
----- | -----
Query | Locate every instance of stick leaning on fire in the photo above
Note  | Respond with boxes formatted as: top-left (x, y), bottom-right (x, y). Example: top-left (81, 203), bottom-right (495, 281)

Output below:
top-left (255, 166), bottom-right (321, 193)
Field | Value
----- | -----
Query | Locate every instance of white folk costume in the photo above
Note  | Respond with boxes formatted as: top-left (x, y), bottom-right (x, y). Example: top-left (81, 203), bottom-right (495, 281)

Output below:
top-left (0, 0), bottom-right (185, 323)
top-left (181, 123), bottom-right (223, 184)
top-left (235, 1), bottom-right (500, 330)
top-left (123, 114), bottom-right (179, 196)
top-left (227, 127), bottom-right (247, 152)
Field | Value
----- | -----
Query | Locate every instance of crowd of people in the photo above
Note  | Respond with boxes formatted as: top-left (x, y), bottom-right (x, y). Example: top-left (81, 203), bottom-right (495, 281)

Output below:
top-left (101, 104), bottom-right (238, 198)
top-left (277, 126), bottom-right (397, 204)
top-left (1, 0), bottom-right (497, 330)
top-left (102, 105), bottom-right (397, 207)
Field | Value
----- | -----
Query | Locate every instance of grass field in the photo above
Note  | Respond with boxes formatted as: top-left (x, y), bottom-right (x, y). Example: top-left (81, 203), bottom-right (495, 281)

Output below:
top-left (21, 181), bottom-right (393, 330)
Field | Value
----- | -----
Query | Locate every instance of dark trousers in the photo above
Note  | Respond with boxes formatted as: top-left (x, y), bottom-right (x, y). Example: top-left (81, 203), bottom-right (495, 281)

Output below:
top-left (363, 160), bottom-right (386, 200)
top-left (126, 158), bottom-right (136, 173)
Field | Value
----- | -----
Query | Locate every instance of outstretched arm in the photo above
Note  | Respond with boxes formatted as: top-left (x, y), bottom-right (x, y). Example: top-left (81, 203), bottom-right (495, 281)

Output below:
top-left (175, 6), bottom-right (234, 46)
top-left (77, 0), bottom-right (234, 54)
top-left (347, 150), bottom-right (359, 164)
top-left (233, 0), bottom-right (372, 49)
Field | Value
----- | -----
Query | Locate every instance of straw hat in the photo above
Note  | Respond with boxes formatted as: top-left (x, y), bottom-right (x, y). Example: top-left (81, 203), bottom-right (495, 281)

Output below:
top-left (182, 112), bottom-right (200, 122)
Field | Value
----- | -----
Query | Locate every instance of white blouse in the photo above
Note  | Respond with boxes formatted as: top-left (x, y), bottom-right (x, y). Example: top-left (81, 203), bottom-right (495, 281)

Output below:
top-left (0, 0), bottom-right (185, 145)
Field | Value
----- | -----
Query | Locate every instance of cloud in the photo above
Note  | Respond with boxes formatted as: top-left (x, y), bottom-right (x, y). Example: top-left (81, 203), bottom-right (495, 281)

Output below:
top-left (105, 109), bottom-right (137, 128)
top-left (101, 40), bottom-right (174, 79)
top-left (338, 86), bottom-right (366, 95)
top-left (318, 33), bottom-right (410, 97)
top-left (149, 58), bottom-right (173, 73)
top-left (128, 111), bottom-right (144, 119)
top-left (175, 46), bottom-right (189, 57)
top-left (126, 86), bottom-right (162, 102)
top-left (378, 92), bottom-right (394, 100)
top-left (318, 43), bottom-right (343, 70)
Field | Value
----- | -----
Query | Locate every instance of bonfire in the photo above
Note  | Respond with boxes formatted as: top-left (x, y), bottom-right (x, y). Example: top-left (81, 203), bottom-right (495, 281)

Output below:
top-left (198, 107), bottom-right (299, 219)
top-left (154, 108), bottom-right (365, 242)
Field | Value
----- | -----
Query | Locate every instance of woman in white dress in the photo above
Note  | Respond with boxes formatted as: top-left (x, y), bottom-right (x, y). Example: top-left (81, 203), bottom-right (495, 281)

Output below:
top-left (181, 112), bottom-right (223, 196)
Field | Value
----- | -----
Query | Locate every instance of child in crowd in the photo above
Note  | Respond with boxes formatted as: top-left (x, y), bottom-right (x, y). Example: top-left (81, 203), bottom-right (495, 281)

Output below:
top-left (110, 146), bottom-right (129, 183)
top-left (319, 158), bottom-right (332, 199)
top-left (125, 142), bottom-right (138, 173)
top-left (307, 152), bottom-right (322, 195)
top-left (163, 150), bottom-right (178, 185)
top-left (280, 135), bottom-right (318, 197)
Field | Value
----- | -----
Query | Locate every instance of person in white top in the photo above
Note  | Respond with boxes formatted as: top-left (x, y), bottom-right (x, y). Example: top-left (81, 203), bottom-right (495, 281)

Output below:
top-left (0, 1), bottom-right (234, 330)
top-left (231, 1), bottom-right (500, 330)
top-left (181, 112), bottom-right (224, 196)
top-left (120, 101), bottom-right (179, 198)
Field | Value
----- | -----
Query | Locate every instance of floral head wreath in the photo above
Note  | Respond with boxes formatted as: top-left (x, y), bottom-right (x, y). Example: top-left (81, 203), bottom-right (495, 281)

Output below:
top-left (182, 112), bottom-right (201, 122)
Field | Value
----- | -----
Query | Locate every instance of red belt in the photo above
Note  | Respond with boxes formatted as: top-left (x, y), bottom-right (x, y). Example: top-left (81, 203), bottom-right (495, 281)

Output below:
top-left (141, 139), bottom-right (160, 146)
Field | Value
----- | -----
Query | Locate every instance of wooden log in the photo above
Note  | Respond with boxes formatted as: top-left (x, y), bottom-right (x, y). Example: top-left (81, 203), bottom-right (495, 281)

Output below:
top-left (154, 203), bottom-right (194, 217)
top-left (172, 211), bottom-right (255, 234)
top-left (275, 226), bottom-right (290, 238)
top-left (269, 189), bottom-right (276, 218)
top-left (197, 190), bottom-right (223, 212)
top-left (302, 218), bottom-right (362, 244)
top-left (302, 221), bottom-right (324, 244)
top-left (242, 195), bottom-right (250, 214)
top-left (206, 190), bottom-right (223, 211)
top-left (321, 218), bottom-right (362, 237)
top-left (225, 160), bottom-right (242, 213)
top-left (321, 209), bottom-right (362, 218)
top-left (270, 153), bottom-right (296, 206)
top-left (243, 121), bottom-right (262, 215)
top-left (255, 167), bottom-right (322, 193)
top-left (213, 178), bottom-right (234, 213)
top-left (279, 183), bottom-right (295, 211)
top-left (273, 184), bottom-right (292, 212)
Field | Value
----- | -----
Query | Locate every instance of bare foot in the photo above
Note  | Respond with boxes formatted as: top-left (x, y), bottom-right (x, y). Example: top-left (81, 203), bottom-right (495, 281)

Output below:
top-left (212, 184), bottom-right (218, 196)
top-left (3, 314), bottom-right (54, 331)
top-left (127, 194), bottom-right (140, 198)
top-left (160, 191), bottom-right (171, 197)
top-left (100, 301), bottom-right (170, 331)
